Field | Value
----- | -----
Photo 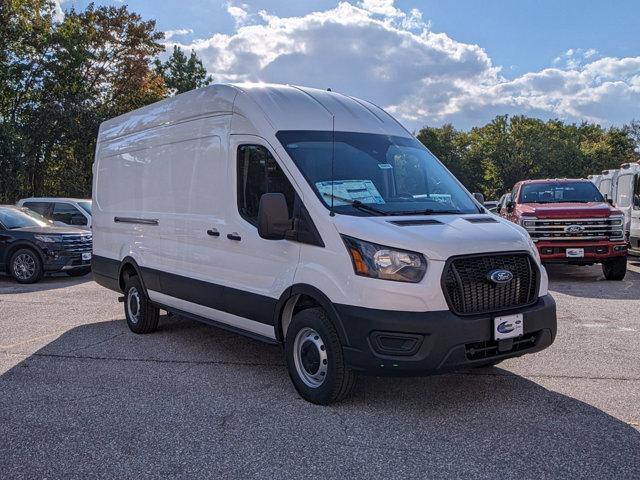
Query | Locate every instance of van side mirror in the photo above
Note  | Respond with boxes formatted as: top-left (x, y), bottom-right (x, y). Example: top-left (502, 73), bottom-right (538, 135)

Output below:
top-left (257, 193), bottom-right (292, 240)
top-left (604, 195), bottom-right (614, 206)
top-left (472, 192), bottom-right (485, 204)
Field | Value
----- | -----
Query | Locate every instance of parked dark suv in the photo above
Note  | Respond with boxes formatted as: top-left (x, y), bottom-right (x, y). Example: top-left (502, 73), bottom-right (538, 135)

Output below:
top-left (0, 206), bottom-right (92, 283)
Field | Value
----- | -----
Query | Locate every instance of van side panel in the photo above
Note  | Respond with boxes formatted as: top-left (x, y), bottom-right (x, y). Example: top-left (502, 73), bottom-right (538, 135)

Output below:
top-left (93, 114), bottom-right (230, 289)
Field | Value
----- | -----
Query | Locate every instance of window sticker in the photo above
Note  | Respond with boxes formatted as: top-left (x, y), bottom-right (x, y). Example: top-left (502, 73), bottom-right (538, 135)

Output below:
top-left (315, 180), bottom-right (385, 205)
top-left (378, 163), bottom-right (393, 169)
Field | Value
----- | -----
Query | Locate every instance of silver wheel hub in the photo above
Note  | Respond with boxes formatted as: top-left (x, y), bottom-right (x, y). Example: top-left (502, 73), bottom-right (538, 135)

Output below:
top-left (13, 253), bottom-right (36, 281)
top-left (127, 287), bottom-right (141, 324)
top-left (293, 327), bottom-right (328, 388)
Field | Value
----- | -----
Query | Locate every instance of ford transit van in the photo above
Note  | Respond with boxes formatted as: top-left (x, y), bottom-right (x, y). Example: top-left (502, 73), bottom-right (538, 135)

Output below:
top-left (92, 83), bottom-right (556, 404)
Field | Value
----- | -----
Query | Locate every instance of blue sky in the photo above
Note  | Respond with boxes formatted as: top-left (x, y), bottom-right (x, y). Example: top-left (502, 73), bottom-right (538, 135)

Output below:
top-left (58, 0), bottom-right (640, 129)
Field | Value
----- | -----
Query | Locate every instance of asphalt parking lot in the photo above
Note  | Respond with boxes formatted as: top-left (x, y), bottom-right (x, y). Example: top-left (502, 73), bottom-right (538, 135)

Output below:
top-left (1, 262), bottom-right (639, 479)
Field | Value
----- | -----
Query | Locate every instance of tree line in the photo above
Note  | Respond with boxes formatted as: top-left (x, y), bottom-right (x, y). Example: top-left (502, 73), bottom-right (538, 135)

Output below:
top-left (0, 0), bottom-right (210, 203)
top-left (1, 1), bottom-right (639, 203)
top-left (417, 117), bottom-right (640, 199)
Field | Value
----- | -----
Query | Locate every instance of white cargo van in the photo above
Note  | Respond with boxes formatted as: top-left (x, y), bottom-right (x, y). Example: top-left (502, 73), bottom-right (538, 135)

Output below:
top-left (92, 83), bottom-right (556, 404)
top-left (613, 162), bottom-right (640, 255)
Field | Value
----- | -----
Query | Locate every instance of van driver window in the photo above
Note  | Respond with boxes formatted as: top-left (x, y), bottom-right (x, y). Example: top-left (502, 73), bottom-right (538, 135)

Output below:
top-left (634, 175), bottom-right (640, 210)
top-left (237, 145), bottom-right (295, 225)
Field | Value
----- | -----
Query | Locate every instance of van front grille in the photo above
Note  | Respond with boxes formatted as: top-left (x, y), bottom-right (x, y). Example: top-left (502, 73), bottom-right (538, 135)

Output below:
top-left (442, 253), bottom-right (538, 316)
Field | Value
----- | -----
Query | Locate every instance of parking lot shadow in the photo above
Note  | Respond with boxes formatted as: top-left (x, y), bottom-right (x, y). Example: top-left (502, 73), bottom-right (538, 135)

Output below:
top-left (1, 314), bottom-right (639, 478)
top-left (546, 263), bottom-right (640, 300)
top-left (0, 272), bottom-right (93, 294)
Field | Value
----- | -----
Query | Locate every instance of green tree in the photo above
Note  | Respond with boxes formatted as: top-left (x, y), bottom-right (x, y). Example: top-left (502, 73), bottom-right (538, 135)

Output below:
top-left (155, 46), bottom-right (212, 95)
top-left (417, 116), bottom-right (638, 199)
top-left (0, 0), bottom-right (166, 202)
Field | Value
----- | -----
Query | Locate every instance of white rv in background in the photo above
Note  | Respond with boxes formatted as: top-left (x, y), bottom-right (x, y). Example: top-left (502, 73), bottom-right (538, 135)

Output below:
top-left (613, 162), bottom-right (640, 254)
top-left (597, 169), bottom-right (616, 201)
top-left (91, 83), bottom-right (557, 404)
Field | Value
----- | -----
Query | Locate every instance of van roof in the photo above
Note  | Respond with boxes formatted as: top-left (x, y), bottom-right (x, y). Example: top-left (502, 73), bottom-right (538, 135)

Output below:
top-left (99, 83), bottom-right (409, 142)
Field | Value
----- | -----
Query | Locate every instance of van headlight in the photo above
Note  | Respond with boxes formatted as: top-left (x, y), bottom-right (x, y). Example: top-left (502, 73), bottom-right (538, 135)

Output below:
top-left (341, 235), bottom-right (427, 283)
top-left (526, 236), bottom-right (541, 264)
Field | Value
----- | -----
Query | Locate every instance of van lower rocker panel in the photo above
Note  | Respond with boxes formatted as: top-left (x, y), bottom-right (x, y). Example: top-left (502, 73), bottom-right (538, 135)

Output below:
top-left (148, 290), bottom-right (277, 341)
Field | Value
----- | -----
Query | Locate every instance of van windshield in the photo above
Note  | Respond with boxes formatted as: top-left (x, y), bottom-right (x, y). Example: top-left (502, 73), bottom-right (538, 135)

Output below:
top-left (276, 131), bottom-right (480, 216)
top-left (519, 182), bottom-right (604, 203)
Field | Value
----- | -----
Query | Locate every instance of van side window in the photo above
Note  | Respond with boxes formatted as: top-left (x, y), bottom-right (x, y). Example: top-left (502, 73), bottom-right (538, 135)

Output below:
top-left (237, 145), bottom-right (295, 225)
top-left (634, 174), bottom-right (640, 210)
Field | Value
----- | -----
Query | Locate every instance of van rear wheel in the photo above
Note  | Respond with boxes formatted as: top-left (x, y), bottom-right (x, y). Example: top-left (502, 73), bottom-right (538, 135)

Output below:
top-left (602, 256), bottom-right (627, 281)
top-left (285, 308), bottom-right (356, 405)
top-left (123, 276), bottom-right (159, 334)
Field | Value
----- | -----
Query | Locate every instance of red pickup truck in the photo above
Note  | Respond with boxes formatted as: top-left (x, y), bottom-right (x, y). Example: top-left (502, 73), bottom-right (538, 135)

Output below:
top-left (500, 179), bottom-right (628, 280)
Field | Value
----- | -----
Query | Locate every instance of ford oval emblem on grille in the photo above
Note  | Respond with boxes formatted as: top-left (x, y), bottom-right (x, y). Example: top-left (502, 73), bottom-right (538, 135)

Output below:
top-left (565, 224), bottom-right (585, 234)
top-left (487, 269), bottom-right (514, 284)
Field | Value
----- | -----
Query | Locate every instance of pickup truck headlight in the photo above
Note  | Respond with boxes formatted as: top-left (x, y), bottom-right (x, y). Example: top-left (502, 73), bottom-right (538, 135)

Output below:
top-left (342, 235), bottom-right (427, 283)
top-left (34, 234), bottom-right (60, 243)
top-left (609, 216), bottom-right (624, 226)
top-left (519, 217), bottom-right (537, 228)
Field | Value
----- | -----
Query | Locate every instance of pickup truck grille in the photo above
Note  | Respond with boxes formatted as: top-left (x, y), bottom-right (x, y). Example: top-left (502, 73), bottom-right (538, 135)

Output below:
top-left (442, 253), bottom-right (538, 316)
top-left (60, 234), bottom-right (92, 253)
top-left (523, 218), bottom-right (624, 241)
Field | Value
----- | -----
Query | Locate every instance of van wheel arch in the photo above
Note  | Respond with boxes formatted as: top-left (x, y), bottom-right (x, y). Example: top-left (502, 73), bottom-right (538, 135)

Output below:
top-left (276, 285), bottom-right (349, 346)
top-left (118, 257), bottom-right (147, 293)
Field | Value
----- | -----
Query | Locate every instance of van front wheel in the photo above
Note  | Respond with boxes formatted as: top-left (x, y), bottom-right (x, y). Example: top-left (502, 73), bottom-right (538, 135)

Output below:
top-left (123, 276), bottom-right (159, 334)
top-left (285, 308), bottom-right (356, 405)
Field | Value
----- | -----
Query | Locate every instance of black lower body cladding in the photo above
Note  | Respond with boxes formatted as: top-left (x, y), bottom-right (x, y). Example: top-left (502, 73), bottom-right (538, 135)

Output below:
top-left (336, 295), bottom-right (556, 376)
top-left (92, 255), bottom-right (556, 375)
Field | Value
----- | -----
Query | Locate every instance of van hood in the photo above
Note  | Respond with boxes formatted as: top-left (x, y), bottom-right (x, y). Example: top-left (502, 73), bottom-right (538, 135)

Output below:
top-left (518, 202), bottom-right (614, 218)
top-left (333, 214), bottom-right (532, 261)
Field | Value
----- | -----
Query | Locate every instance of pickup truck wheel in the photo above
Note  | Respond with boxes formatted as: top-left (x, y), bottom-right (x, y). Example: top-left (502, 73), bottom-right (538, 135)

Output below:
top-left (285, 308), bottom-right (356, 405)
top-left (602, 256), bottom-right (627, 281)
top-left (10, 248), bottom-right (43, 284)
top-left (123, 276), bottom-right (159, 334)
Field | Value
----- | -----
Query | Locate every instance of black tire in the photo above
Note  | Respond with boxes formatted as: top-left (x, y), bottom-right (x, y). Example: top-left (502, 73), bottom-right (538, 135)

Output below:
top-left (9, 248), bottom-right (43, 284)
top-left (284, 308), bottom-right (356, 405)
top-left (66, 267), bottom-right (91, 277)
top-left (602, 256), bottom-right (627, 281)
top-left (123, 275), bottom-right (159, 334)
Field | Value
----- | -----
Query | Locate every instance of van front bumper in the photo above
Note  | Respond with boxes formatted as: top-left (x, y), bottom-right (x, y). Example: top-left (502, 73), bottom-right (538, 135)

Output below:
top-left (336, 294), bottom-right (556, 376)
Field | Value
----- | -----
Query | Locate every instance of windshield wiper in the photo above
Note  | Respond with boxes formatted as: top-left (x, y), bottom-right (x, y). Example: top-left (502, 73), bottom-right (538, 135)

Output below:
top-left (323, 193), bottom-right (387, 216)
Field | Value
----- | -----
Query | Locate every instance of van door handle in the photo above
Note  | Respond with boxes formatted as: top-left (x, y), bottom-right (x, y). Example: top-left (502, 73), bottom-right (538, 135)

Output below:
top-left (207, 228), bottom-right (220, 237)
top-left (227, 233), bottom-right (241, 241)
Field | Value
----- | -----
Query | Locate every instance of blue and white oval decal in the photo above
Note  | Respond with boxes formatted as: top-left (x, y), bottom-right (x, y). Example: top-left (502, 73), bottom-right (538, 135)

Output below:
top-left (487, 269), bottom-right (514, 284)
top-left (497, 321), bottom-right (515, 333)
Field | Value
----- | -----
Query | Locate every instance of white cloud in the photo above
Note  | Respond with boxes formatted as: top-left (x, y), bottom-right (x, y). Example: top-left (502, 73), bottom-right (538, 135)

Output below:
top-left (227, 3), bottom-right (249, 26)
top-left (52, 0), bottom-right (65, 22)
top-left (164, 28), bottom-right (194, 40)
top-left (173, 1), bottom-right (640, 129)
